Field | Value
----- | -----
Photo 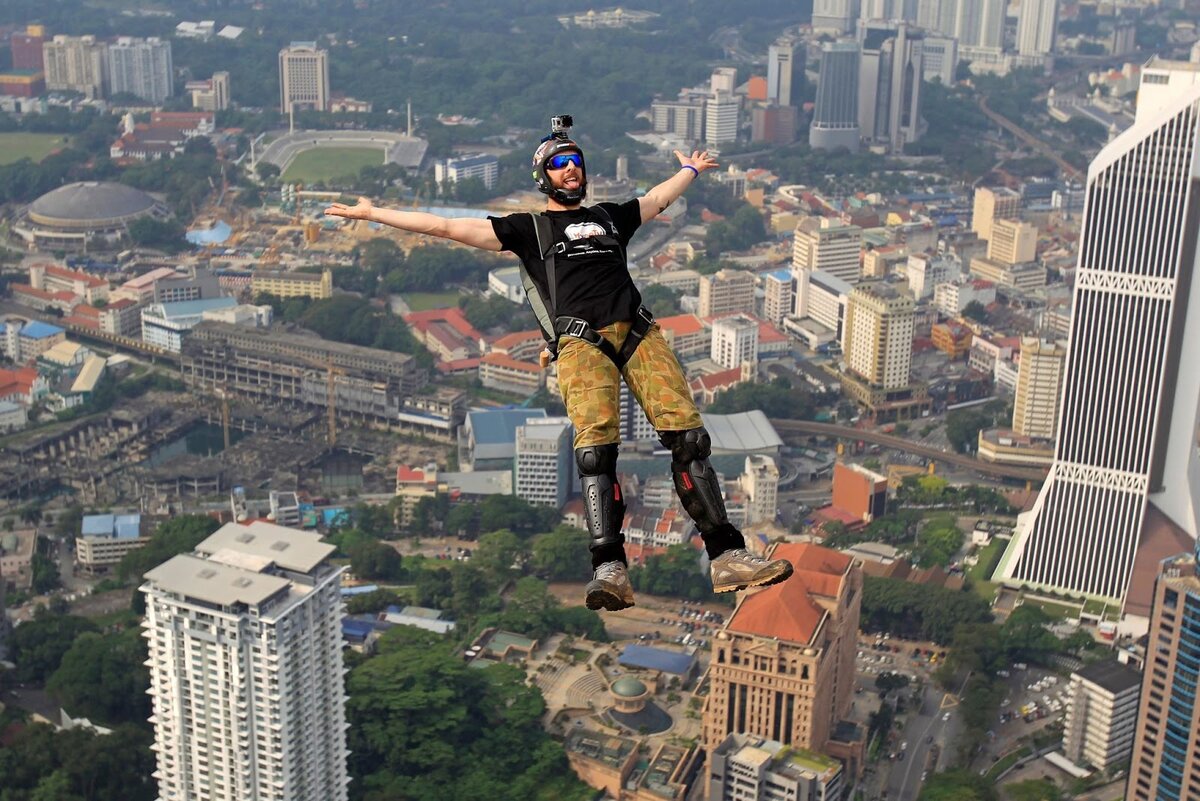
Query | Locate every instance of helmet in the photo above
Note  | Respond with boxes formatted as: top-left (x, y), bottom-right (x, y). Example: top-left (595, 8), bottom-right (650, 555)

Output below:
top-left (532, 135), bottom-right (587, 204)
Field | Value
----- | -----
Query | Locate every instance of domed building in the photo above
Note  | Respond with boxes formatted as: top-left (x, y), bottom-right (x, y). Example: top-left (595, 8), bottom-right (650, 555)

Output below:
top-left (13, 181), bottom-right (171, 252)
top-left (607, 675), bottom-right (672, 734)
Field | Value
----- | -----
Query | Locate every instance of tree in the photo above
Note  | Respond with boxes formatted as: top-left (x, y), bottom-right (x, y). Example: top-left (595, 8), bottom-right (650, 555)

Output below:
top-left (8, 613), bottom-right (98, 683)
top-left (473, 529), bottom-right (527, 578)
top-left (256, 161), bottom-right (281, 181)
top-left (917, 770), bottom-right (997, 801)
top-left (118, 515), bottom-right (220, 583)
top-left (350, 541), bottom-right (405, 581)
top-left (962, 300), bottom-right (989, 323)
top-left (860, 577), bottom-right (992, 644)
top-left (631, 544), bottom-right (722, 602)
top-left (47, 627), bottom-right (150, 726)
top-left (530, 527), bottom-right (590, 581)
top-left (1004, 779), bottom-right (1063, 801)
top-left (640, 284), bottom-right (683, 318)
top-left (31, 551), bottom-right (61, 594)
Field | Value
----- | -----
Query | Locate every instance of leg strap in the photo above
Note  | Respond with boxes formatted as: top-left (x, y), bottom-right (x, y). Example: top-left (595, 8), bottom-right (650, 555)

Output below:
top-left (555, 306), bottom-right (655, 371)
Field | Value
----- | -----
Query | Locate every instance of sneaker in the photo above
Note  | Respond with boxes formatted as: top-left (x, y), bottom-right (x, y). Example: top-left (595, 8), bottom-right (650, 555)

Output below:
top-left (585, 561), bottom-right (635, 611)
top-left (710, 548), bottom-right (794, 594)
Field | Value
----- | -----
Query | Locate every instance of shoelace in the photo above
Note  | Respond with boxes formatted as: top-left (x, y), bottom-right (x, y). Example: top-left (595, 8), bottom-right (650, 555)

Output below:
top-left (595, 562), bottom-right (625, 581)
top-left (723, 548), bottom-right (768, 564)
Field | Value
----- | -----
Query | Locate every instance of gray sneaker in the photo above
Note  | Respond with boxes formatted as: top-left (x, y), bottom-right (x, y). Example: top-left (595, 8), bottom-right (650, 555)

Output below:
top-left (710, 548), bottom-right (794, 593)
top-left (585, 561), bottom-right (635, 611)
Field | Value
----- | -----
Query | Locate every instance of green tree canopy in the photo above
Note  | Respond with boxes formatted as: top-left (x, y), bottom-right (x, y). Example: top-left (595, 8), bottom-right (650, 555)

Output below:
top-left (117, 515), bottom-right (220, 583)
top-left (46, 627), bottom-right (150, 727)
top-left (9, 612), bottom-right (98, 683)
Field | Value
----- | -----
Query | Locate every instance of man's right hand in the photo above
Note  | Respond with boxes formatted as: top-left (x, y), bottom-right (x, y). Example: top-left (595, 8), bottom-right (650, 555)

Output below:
top-left (324, 196), bottom-right (373, 220)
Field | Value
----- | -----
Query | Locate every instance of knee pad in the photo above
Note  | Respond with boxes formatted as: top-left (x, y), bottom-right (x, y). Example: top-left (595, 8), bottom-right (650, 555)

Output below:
top-left (659, 427), bottom-right (712, 465)
top-left (575, 444), bottom-right (624, 551)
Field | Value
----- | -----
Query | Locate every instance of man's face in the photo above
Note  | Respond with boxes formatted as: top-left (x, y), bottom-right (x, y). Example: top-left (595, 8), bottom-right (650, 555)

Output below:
top-left (547, 150), bottom-right (584, 197)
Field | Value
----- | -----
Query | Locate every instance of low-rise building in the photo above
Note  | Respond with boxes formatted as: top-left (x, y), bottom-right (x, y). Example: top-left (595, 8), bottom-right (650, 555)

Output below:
top-left (250, 268), bottom-right (333, 299)
top-left (142, 297), bottom-right (238, 352)
top-left (75, 513), bottom-right (147, 574)
top-left (709, 733), bottom-right (843, 801)
top-left (12, 320), bottom-right (67, 363)
top-left (0, 528), bottom-right (37, 589)
top-left (931, 321), bottom-right (973, 359)
top-left (479, 352), bottom-right (543, 396)
top-left (0, 400), bottom-right (28, 432)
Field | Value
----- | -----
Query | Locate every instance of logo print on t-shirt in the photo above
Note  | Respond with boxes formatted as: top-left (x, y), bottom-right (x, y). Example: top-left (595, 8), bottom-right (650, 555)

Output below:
top-left (563, 221), bottom-right (608, 240)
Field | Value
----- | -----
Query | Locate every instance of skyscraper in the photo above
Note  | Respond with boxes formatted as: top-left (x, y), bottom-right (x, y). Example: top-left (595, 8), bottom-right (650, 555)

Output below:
top-left (1126, 549), bottom-right (1200, 799)
top-left (860, 0), bottom-right (917, 23)
top-left (142, 521), bottom-right (349, 801)
top-left (279, 42), bottom-right (329, 113)
top-left (42, 34), bottom-right (108, 98)
top-left (843, 283), bottom-right (914, 391)
top-left (810, 41), bottom-right (861, 152)
top-left (108, 37), bottom-right (174, 103)
top-left (812, 0), bottom-right (859, 34)
top-left (704, 92), bottom-right (740, 145)
top-left (955, 0), bottom-right (1004, 49)
top-left (767, 37), bottom-right (797, 106)
top-left (1012, 337), bottom-right (1065, 441)
top-left (858, 21), bottom-right (924, 153)
top-left (514, 417), bottom-right (573, 509)
top-left (987, 218), bottom-right (1038, 265)
top-left (998, 83), bottom-right (1200, 605)
top-left (1017, 0), bottom-right (1058, 57)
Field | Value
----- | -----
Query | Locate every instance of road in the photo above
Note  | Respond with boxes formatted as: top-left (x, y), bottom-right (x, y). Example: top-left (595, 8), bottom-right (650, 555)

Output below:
top-left (769, 419), bottom-right (1049, 483)
top-left (977, 96), bottom-right (1083, 181)
top-left (884, 676), bottom-right (967, 801)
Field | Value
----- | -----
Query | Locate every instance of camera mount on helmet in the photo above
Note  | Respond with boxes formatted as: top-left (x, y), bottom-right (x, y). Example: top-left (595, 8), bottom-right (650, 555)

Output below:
top-left (533, 113), bottom-right (587, 204)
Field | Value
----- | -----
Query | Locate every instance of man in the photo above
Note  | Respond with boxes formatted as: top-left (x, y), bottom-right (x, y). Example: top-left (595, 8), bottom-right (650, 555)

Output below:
top-left (326, 116), bottom-right (793, 611)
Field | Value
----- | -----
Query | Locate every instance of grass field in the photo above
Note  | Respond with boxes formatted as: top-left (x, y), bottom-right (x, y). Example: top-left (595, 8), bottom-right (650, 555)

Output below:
top-left (402, 291), bottom-right (462, 311)
top-left (0, 131), bottom-right (71, 165)
top-left (281, 146), bottom-right (386, 183)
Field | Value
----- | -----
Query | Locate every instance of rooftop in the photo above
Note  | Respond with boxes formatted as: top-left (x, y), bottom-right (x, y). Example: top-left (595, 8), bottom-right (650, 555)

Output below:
top-left (194, 520), bottom-right (335, 574)
top-left (466, 407), bottom-right (548, 445)
top-left (618, 644), bottom-right (696, 675)
top-left (1075, 660), bottom-right (1142, 695)
top-left (703, 411), bottom-right (784, 454)
top-left (19, 320), bottom-right (65, 340)
top-left (144, 553), bottom-right (291, 607)
top-left (80, 513), bottom-right (141, 540)
top-left (726, 543), bottom-right (851, 645)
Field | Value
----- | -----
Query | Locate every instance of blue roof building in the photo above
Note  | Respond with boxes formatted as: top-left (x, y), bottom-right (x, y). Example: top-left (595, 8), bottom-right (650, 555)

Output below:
top-left (618, 644), bottom-right (699, 679)
top-left (460, 407), bottom-right (547, 470)
top-left (19, 320), bottom-right (66, 340)
top-left (81, 513), bottom-right (142, 539)
top-left (76, 513), bottom-right (145, 572)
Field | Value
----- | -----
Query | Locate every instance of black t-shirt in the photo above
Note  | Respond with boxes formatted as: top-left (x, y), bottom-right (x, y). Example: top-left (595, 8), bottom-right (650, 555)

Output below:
top-left (489, 199), bottom-right (643, 336)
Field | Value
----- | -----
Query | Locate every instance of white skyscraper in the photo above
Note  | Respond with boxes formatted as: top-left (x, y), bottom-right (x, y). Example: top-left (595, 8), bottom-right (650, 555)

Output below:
top-left (515, 417), bottom-right (574, 508)
top-left (954, 0), bottom-right (1004, 49)
top-left (704, 92), bottom-right (740, 145)
top-left (711, 314), bottom-right (759, 369)
top-left (1017, 0), bottom-right (1058, 57)
top-left (108, 36), bottom-right (174, 103)
top-left (279, 41), bottom-right (329, 113)
top-left (142, 521), bottom-right (349, 801)
top-left (999, 83), bottom-right (1200, 606)
top-left (812, 0), bottom-right (859, 34)
top-left (858, 21), bottom-right (925, 153)
top-left (767, 37), bottom-right (797, 106)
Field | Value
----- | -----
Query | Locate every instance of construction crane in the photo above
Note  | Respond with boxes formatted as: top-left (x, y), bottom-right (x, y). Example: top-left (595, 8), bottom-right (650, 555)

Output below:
top-left (216, 385), bottom-right (232, 449)
top-left (297, 354), bottom-right (346, 447)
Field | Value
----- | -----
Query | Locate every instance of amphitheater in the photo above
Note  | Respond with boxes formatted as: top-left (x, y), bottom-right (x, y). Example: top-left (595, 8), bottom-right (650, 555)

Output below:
top-left (258, 129), bottom-right (428, 173)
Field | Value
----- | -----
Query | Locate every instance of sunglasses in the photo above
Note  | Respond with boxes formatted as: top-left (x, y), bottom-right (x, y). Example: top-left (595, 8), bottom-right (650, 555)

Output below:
top-left (547, 153), bottom-right (583, 170)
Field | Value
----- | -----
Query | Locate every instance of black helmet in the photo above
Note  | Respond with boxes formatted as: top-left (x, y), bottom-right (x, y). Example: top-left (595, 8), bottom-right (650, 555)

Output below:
top-left (532, 135), bottom-right (586, 204)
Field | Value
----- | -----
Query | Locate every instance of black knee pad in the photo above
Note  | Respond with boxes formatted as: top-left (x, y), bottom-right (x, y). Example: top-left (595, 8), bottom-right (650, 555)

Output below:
top-left (659, 427), bottom-right (712, 464)
top-left (575, 444), bottom-right (625, 553)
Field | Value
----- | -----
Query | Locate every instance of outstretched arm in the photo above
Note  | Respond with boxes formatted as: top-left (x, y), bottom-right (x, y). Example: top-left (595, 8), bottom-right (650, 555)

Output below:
top-left (638, 150), bottom-right (719, 225)
top-left (324, 196), bottom-right (503, 251)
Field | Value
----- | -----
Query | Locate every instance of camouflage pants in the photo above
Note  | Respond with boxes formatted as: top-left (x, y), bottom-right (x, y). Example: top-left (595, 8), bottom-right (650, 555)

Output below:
top-left (557, 322), bottom-right (702, 449)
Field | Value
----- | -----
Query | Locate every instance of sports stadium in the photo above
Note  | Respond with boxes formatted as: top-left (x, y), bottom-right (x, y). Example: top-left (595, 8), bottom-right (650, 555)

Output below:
top-left (11, 181), bottom-right (172, 253)
top-left (258, 129), bottom-right (427, 182)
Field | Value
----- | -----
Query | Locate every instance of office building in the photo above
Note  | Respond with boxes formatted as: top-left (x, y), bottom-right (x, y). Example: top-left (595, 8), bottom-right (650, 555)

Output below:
top-left (971, 186), bottom-right (1021, 243)
top-left (108, 37), bottom-right (173, 103)
top-left (767, 37), bottom-right (797, 106)
top-left (843, 283), bottom-right (913, 390)
top-left (187, 71), bottom-right (230, 111)
top-left (712, 314), bottom-right (759, 369)
top-left (1012, 338), bottom-right (1065, 441)
top-left (651, 98), bottom-right (704, 141)
top-left (812, 0), bottom-right (859, 34)
top-left (1127, 549), bottom-right (1200, 799)
top-left (75, 513), bottom-right (147, 574)
top-left (1016, 0), bottom-right (1058, 58)
top-left (1062, 661), bottom-right (1141, 771)
top-left (792, 219), bottom-right (862, 283)
top-left (810, 42), bottom-right (861, 152)
top-left (920, 34), bottom-right (957, 85)
top-left (832, 462), bottom-right (887, 523)
top-left (858, 21), bottom-right (924, 153)
top-left (905, 252), bottom-right (956, 299)
top-left (279, 42), bottom-right (329, 113)
top-left (142, 521), bottom-right (349, 801)
top-left (711, 67), bottom-right (737, 95)
top-left (458, 408), bottom-right (548, 471)
top-left (11, 25), bottom-right (47, 71)
top-left (42, 34), bottom-right (107, 98)
top-left (762, 269), bottom-right (794, 326)
top-left (709, 733), bottom-right (843, 801)
top-left (434, 153), bottom-right (499, 190)
top-left (702, 543), bottom-right (864, 771)
top-left (619, 382), bottom-right (657, 443)
top-left (917, 0), bottom-right (955, 37)
top-left (859, 0), bottom-right (917, 22)
top-left (515, 417), bottom-right (573, 509)
top-left (999, 82), bottom-right (1200, 604)
top-left (142, 297), bottom-right (238, 352)
top-left (751, 104), bottom-right (798, 145)
top-left (987, 218), bottom-right (1038, 265)
top-left (741, 455), bottom-right (780, 527)
top-left (251, 268), bottom-right (333, 300)
top-left (955, 0), bottom-right (1004, 49)
top-left (969, 256), bottom-right (1047, 290)
top-left (791, 269), bottom-right (852, 347)
top-left (699, 269), bottom-right (756, 317)
top-left (1136, 57), bottom-right (1200, 125)
top-left (705, 92), bottom-right (740, 145)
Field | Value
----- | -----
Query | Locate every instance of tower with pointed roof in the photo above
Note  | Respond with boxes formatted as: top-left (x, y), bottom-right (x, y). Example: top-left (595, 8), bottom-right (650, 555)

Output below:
top-left (702, 543), bottom-right (865, 775)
